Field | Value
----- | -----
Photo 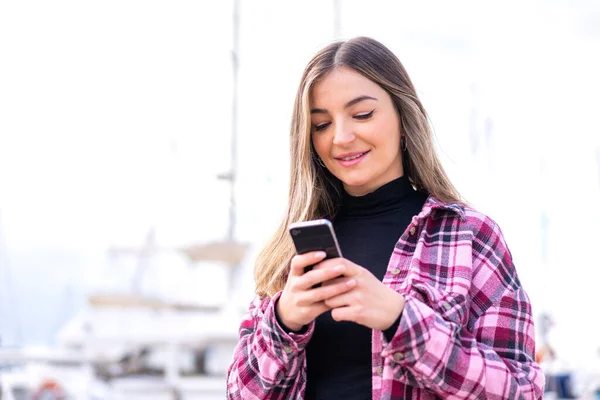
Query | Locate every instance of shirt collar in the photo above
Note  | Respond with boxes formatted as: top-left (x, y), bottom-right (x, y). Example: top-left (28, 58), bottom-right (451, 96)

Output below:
top-left (418, 195), bottom-right (466, 221)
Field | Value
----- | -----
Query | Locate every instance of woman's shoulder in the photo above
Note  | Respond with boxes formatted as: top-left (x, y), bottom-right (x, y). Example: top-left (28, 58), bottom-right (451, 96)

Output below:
top-left (423, 195), bottom-right (506, 239)
top-left (424, 197), bottom-right (520, 293)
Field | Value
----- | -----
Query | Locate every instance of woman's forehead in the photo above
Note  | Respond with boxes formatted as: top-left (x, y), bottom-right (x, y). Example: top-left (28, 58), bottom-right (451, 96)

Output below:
top-left (310, 68), bottom-right (382, 107)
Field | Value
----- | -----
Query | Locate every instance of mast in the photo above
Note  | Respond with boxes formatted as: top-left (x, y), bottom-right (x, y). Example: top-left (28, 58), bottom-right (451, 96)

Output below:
top-left (333, 0), bottom-right (341, 38)
top-left (225, 0), bottom-right (240, 241)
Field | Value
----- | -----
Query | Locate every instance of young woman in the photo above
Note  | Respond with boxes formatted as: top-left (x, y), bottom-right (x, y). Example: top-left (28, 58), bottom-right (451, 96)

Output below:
top-left (227, 37), bottom-right (544, 399)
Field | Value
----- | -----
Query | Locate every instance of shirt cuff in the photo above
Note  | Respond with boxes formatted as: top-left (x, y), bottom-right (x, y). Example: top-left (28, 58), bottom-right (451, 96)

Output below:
top-left (381, 294), bottom-right (434, 365)
top-left (383, 313), bottom-right (402, 342)
top-left (263, 291), bottom-right (315, 353)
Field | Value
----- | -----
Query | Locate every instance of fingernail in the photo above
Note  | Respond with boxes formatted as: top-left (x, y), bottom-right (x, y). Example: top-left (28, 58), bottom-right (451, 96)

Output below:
top-left (334, 265), bottom-right (344, 272)
top-left (346, 279), bottom-right (356, 287)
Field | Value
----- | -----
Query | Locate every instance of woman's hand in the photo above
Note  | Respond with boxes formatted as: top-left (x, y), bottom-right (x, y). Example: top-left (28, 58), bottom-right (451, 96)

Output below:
top-left (321, 258), bottom-right (406, 331)
top-left (276, 251), bottom-right (356, 331)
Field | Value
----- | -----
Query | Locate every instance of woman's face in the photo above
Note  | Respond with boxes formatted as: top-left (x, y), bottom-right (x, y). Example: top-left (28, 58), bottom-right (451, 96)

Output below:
top-left (310, 67), bottom-right (403, 196)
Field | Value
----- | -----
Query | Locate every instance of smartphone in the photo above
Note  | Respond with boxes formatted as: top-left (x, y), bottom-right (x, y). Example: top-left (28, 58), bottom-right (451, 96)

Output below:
top-left (288, 219), bottom-right (343, 276)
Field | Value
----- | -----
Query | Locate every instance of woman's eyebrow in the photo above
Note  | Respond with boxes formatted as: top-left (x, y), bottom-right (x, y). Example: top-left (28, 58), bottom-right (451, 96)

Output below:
top-left (310, 95), bottom-right (378, 114)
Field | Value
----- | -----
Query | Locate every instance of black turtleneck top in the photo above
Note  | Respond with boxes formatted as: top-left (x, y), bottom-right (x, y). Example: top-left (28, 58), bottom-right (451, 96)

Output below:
top-left (304, 176), bottom-right (428, 400)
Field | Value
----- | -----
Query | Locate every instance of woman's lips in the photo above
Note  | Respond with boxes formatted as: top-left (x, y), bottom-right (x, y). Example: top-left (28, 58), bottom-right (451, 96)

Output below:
top-left (335, 151), bottom-right (370, 167)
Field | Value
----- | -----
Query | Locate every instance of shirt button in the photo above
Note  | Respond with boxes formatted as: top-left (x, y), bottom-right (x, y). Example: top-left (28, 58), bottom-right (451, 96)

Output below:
top-left (409, 227), bottom-right (416, 235)
top-left (283, 345), bottom-right (293, 354)
top-left (376, 366), bottom-right (383, 376)
top-left (393, 352), bottom-right (404, 361)
top-left (391, 268), bottom-right (401, 275)
top-left (443, 303), bottom-right (452, 311)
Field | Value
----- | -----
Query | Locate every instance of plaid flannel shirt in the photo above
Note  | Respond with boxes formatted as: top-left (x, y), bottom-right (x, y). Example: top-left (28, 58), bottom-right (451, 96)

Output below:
top-left (227, 196), bottom-right (545, 399)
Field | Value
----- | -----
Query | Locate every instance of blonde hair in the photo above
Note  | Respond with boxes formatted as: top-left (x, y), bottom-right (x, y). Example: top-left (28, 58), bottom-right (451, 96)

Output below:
top-left (254, 37), bottom-right (461, 297)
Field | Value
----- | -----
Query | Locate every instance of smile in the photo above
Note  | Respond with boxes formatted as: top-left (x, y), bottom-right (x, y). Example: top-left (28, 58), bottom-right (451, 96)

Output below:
top-left (334, 151), bottom-right (370, 167)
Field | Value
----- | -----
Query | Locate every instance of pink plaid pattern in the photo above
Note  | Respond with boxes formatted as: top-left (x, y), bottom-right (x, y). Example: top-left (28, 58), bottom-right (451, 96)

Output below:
top-left (227, 197), bottom-right (545, 399)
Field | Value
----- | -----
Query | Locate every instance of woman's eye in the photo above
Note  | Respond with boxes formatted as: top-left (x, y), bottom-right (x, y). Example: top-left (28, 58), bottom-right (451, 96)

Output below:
top-left (355, 110), bottom-right (374, 120)
top-left (314, 122), bottom-right (331, 132)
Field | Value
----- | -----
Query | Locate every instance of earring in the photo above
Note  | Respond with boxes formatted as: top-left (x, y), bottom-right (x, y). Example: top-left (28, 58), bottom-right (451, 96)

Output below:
top-left (402, 136), bottom-right (408, 152)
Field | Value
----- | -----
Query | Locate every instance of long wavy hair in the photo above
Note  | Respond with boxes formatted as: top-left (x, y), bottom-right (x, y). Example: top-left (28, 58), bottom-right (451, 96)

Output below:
top-left (254, 37), bottom-right (461, 297)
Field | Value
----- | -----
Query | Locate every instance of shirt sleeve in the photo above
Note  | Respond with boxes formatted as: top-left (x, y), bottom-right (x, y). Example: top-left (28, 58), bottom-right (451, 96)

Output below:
top-left (226, 291), bottom-right (314, 400)
top-left (380, 217), bottom-right (545, 399)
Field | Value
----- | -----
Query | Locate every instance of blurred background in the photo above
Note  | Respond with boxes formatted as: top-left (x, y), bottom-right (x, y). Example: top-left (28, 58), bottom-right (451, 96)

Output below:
top-left (0, 0), bottom-right (599, 398)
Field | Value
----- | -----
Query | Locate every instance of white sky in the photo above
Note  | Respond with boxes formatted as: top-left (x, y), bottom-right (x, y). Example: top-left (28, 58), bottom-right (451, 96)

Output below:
top-left (0, 0), bottom-right (599, 367)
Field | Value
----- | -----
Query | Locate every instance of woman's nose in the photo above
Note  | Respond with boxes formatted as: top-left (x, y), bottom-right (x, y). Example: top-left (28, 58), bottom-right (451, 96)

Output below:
top-left (332, 121), bottom-right (356, 145)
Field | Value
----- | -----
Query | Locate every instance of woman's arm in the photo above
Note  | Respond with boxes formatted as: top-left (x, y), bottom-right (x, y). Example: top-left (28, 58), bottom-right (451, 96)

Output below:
top-left (226, 292), bottom-right (313, 400)
top-left (382, 217), bottom-right (545, 399)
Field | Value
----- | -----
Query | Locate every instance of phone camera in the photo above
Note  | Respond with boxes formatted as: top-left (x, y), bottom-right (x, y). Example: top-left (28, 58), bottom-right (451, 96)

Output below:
top-left (292, 229), bottom-right (301, 236)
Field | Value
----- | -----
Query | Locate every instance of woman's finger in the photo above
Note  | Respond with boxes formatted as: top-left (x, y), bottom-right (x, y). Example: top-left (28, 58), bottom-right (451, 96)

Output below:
top-left (330, 305), bottom-right (357, 323)
top-left (289, 251), bottom-right (326, 277)
top-left (324, 287), bottom-right (356, 309)
top-left (311, 278), bottom-right (356, 302)
top-left (310, 258), bottom-right (343, 271)
top-left (320, 275), bottom-right (347, 287)
top-left (297, 263), bottom-right (347, 290)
